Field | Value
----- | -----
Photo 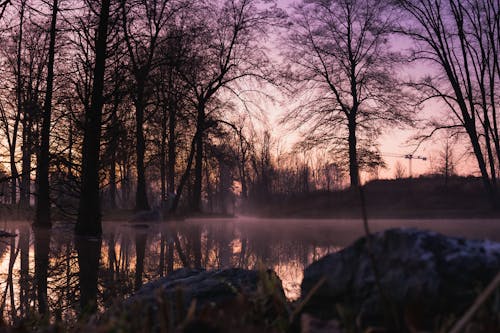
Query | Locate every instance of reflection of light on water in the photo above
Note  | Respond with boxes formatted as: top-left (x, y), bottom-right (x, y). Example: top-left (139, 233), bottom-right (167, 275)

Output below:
top-left (0, 221), bottom-right (348, 323)
top-left (274, 260), bottom-right (304, 300)
top-left (230, 238), bottom-right (242, 254)
top-left (5, 217), bottom-right (497, 324)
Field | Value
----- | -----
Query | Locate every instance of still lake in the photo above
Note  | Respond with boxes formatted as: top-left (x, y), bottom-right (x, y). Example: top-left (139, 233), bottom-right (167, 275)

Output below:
top-left (0, 217), bottom-right (500, 322)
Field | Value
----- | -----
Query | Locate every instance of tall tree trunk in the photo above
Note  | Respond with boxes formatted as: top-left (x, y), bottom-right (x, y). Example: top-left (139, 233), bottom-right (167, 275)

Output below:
top-left (76, 0), bottom-right (111, 236)
top-left (160, 104), bottom-right (167, 206)
top-left (134, 90), bottom-right (150, 211)
top-left (108, 90), bottom-right (119, 210)
top-left (11, 0), bottom-right (26, 207)
top-left (109, 152), bottom-right (117, 209)
top-left (20, 116), bottom-right (31, 208)
top-left (192, 107), bottom-right (205, 212)
top-left (467, 121), bottom-right (498, 208)
top-left (167, 79), bottom-right (177, 196)
top-left (170, 130), bottom-right (197, 213)
top-left (347, 115), bottom-right (359, 187)
top-left (35, 0), bottom-right (58, 227)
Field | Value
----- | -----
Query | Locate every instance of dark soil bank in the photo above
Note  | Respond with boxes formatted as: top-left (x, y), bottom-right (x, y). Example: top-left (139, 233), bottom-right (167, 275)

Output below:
top-left (246, 176), bottom-right (493, 219)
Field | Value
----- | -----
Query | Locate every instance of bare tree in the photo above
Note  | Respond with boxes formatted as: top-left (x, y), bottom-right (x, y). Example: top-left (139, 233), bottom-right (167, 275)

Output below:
top-left (35, 0), bottom-right (59, 227)
top-left (76, 0), bottom-right (112, 236)
top-left (284, 0), bottom-right (414, 187)
top-left (393, 161), bottom-right (406, 179)
top-left (173, 0), bottom-right (283, 212)
top-left (120, 0), bottom-right (184, 211)
top-left (396, 0), bottom-right (500, 207)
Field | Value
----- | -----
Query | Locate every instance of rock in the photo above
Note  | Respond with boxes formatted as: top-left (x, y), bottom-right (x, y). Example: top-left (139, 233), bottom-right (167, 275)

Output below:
top-left (101, 268), bottom-right (287, 332)
top-left (301, 228), bottom-right (500, 330)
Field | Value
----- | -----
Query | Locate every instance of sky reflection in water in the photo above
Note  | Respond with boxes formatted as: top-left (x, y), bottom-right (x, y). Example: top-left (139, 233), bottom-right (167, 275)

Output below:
top-left (1, 217), bottom-right (500, 323)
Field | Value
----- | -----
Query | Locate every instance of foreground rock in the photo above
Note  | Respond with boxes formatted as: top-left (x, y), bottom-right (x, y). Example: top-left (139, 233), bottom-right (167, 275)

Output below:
top-left (101, 268), bottom-right (287, 332)
top-left (301, 228), bottom-right (500, 331)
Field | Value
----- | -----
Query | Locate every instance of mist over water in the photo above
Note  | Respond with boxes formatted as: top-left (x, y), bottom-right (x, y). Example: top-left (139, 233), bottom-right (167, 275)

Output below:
top-left (1, 217), bottom-right (500, 323)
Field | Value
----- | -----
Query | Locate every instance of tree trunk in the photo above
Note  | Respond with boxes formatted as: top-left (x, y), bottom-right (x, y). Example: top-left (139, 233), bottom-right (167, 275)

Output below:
top-left (160, 104), bottom-right (167, 206)
top-left (134, 91), bottom-right (150, 211)
top-left (466, 121), bottom-right (498, 208)
top-left (348, 116), bottom-right (359, 187)
top-left (76, 0), bottom-right (111, 236)
top-left (192, 107), bottom-right (205, 212)
top-left (109, 99), bottom-right (119, 210)
top-left (168, 101), bottom-right (177, 194)
top-left (35, 0), bottom-right (58, 227)
top-left (20, 116), bottom-right (31, 208)
top-left (10, 2), bottom-right (26, 207)
top-left (109, 153), bottom-right (117, 209)
top-left (170, 130), bottom-right (198, 213)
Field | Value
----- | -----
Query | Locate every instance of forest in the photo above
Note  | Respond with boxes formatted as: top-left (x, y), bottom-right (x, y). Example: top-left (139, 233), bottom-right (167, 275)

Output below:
top-left (0, 0), bottom-right (498, 234)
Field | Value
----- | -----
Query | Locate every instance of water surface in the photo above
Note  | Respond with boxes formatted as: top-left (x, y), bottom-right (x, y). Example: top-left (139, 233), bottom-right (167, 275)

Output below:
top-left (0, 217), bottom-right (499, 323)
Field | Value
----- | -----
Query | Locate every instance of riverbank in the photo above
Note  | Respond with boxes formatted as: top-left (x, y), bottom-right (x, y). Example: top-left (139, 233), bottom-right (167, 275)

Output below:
top-left (244, 176), bottom-right (497, 219)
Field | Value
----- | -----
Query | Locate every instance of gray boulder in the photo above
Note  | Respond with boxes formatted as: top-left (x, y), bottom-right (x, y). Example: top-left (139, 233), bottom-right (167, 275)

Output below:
top-left (301, 228), bottom-right (500, 330)
top-left (102, 268), bottom-right (286, 332)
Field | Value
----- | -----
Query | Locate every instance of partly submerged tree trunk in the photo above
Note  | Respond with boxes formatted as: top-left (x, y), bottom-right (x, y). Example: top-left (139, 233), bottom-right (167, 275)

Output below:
top-left (76, 0), bottom-right (111, 236)
top-left (35, 0), bottom-right (58, 227)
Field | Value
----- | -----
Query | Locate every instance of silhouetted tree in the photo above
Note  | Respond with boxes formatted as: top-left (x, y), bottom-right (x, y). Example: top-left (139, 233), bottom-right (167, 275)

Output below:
top-left (76, 0), bottom-right (112, 236)
top-left (174, 0), bottom-right (283, 212)
top-left (284, 0), bottom-right (413, 187)
top-left (120, 0), bottom-right (184, 211)
top-left (35, 0), bottom-right (59, 227)
top-left (396, 0), bottom-right (500, 206)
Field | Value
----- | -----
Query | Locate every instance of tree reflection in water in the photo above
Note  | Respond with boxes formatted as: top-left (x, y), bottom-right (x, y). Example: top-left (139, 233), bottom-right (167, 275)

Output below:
top-left (76, 236), bottom-right (101, 313)
top-left (0, 218), bottom-right (344, 324)
top-left (33, 227), bottom-right (51, 316)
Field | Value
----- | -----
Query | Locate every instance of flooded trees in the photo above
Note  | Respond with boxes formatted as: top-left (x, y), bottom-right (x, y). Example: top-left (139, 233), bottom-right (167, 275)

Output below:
top-left (284, 0), bottom-right (413, 187)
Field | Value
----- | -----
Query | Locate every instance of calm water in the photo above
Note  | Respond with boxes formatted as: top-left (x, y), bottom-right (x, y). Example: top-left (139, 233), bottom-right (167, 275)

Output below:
top-left (1, 217), bottom-right (500, 323)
